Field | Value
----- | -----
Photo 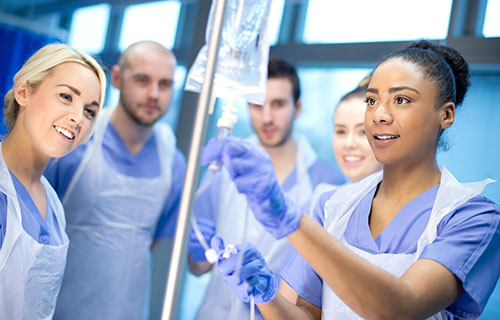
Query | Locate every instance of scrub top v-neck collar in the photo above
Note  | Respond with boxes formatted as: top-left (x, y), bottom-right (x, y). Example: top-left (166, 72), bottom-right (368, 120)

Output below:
top-left (347, 183), bottom-right (440, 254)
top-left (9, 171), bottom-right (62, 245)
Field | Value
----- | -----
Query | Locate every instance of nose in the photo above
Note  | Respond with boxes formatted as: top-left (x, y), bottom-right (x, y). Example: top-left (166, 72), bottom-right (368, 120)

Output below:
top-left (68, 107), bottom-right (84, 127)
top-left (262, 104), bottom-right (273, 124)
top-left (345, 131), bottom-right (357, 149)
top-left (148, 83), bottom-right (160, 100)
top-left (371, 103), bottom-right (393, 125)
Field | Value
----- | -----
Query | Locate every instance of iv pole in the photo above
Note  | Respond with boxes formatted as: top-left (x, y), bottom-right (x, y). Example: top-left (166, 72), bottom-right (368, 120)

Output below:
top-left (160, 0), bottom-right (228, 319)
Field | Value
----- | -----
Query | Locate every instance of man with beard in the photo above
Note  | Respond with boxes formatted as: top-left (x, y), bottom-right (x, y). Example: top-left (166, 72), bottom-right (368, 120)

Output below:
top-left (187, 58), bottom-right (345, 319)
top-left (45, 41), bottom-right (186, 320)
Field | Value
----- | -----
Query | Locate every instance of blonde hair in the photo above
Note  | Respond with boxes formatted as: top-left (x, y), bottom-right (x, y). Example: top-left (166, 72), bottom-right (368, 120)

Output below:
top-left (3, 43), bottom-right (107, 132)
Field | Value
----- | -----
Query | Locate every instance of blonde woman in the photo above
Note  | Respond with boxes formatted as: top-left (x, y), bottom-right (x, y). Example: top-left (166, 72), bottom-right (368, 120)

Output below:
top-left (0, 43), bottom-right (106, 319)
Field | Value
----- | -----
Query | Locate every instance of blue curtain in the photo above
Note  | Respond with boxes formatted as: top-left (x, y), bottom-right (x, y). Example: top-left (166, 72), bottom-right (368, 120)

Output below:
top-left (0, 23), bottom-right (61, 135)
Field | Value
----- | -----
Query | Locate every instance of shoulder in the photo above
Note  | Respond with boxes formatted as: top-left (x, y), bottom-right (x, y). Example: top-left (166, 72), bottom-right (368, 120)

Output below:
top-left (308, 159), bottom-right (346, 187)
top-left (310, 189), bottom-right (338, 226)
top-left (441, 195), bottom-right (500, 233)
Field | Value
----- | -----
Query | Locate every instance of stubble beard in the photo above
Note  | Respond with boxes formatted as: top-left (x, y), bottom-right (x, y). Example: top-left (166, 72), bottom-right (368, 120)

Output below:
top-left (120, 95), bottom-right (158, 127)
top-left (258, 123), bottom-right (294, 149)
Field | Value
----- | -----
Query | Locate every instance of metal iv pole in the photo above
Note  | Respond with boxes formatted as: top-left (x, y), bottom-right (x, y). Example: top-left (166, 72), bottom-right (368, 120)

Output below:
top-left (160, 0), bottom-right (228, 319)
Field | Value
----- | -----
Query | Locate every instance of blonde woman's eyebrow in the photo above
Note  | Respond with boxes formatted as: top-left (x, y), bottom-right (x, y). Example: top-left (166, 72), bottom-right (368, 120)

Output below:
top-left (56, 84), bottom-right (81, 96)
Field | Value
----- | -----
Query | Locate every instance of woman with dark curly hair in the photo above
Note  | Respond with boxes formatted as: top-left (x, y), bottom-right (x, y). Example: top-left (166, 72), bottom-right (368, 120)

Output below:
top-left (202, 40), bottom-right (500, 319)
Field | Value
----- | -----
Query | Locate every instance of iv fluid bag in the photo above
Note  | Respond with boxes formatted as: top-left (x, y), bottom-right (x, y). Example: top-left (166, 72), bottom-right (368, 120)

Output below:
top-left (185, 0), bottom-right (272, 105)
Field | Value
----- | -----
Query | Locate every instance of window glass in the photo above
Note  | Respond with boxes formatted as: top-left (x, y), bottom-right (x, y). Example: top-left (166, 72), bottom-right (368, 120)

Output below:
top-left (268, 0), bottom-right (285, 45)
top-left (483, 0), bottom-right (500, 37)
top-left (105, 65), bottom-right (187, 131)
top-left (69, 3), bottom-right (110, 54)
top-left (303, 0), bottom-right (453, 44)
top-left (119, 0), bottom-right (181, 52)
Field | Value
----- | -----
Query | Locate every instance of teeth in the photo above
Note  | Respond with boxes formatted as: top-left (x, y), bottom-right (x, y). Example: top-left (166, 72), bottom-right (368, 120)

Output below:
top-left (344, 155), bottom-right (362, 162)
top-left (55, 126), bottom-right (74, 140)
top-left (376, 135), bottom-right (399, 140)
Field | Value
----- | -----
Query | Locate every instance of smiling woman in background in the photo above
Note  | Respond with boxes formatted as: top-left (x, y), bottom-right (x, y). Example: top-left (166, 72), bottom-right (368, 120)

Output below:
top-left (332, 77), bottom-right (382, 184)
top-left (0, 43), bottom-right (106, 319)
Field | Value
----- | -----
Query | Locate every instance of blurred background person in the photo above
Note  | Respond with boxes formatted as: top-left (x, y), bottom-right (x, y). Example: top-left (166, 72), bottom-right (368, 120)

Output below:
top-left (187, 57), bottom-right (346, 320)
top-left (45, 40), bottom-right (186, 320)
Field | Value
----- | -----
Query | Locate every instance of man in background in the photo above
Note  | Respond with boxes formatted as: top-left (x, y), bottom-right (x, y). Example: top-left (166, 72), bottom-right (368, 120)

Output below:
top-left (46, 40), bottom-right (186, 320)
top-left (188, 58), bottom-right (346, 319)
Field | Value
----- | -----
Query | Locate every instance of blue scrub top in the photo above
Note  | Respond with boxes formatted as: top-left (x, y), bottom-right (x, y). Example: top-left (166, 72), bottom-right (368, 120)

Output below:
top-left (0, 171), bottom-right (62, 248)
top-left (282, 185), bottom-right (500, 319)
top-left (44, 122), bottom-right (186, 239)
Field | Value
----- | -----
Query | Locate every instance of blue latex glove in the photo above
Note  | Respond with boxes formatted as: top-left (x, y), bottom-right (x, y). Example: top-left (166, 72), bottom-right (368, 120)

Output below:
top-left (188, 216), bottom-right (216, 262)
top-left (211, 236), bottom-right (280, 305)
top-left (201, 137), bottom-right (302, 239)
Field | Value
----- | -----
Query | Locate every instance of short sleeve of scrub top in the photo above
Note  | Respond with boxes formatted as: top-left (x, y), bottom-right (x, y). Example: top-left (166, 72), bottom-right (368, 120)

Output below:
top-left (281, 189), bottom-right (336, 308)
top-left (281, 184), bottom-right (500, 319)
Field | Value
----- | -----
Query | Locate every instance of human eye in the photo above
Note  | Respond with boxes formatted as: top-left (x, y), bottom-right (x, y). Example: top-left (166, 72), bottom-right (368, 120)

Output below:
top-left (334, 128), bottom-right (346, 135)
top-left (272, 100), bottom-right (286, 109)
top-left (159, 80), bottom-right (173, 90)
top-left (364, 97), bottom-right (377, 106)
top-left (84, 106), bottom-right (97, 119)
top-left (395, 96), bottom-right (410, 105)
top-left (60, 92), bottom-right (73, 102)
top-left (359, 128), bottom-right (366, 136)
top-left (135, 76), bottom-right (148, 86)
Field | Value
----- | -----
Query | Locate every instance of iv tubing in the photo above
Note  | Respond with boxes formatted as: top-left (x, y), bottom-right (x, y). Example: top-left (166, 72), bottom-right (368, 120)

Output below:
top-left (160, 0), bottom-right (228, 319)
top-left (230, 201), bottom-right (254, 320)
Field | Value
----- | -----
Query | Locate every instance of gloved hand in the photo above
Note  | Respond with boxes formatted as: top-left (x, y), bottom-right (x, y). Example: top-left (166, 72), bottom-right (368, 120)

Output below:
top-left (211, 236), bottom-right (280, 305)
top-left (188, 216), bottom-right (216, 262)
top-left (201, 136), bottom-right (302, 239)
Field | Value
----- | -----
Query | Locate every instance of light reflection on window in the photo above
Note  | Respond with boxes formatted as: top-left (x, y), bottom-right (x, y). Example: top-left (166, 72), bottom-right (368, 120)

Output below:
top-left (119, 0), bottom-right (181, 52)
top-left (303, 0), bottom-right (453, 44)
top-left (268, 0), bottom-right (285, 45)
top-left (69, 3), bottom-right (110, 54)
top-left (483, 0), bottom-right (500, 37)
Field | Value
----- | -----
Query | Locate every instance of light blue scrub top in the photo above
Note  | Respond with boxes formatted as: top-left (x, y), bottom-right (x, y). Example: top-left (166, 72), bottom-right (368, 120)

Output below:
top-left (0, 171), bottom-right (63, 248)
top-left (282, 185), bottom-right (500, 319)
top-left (44, 122), bottom-right (186, 238)
top-left (195, 158), bottom-right (346, 220)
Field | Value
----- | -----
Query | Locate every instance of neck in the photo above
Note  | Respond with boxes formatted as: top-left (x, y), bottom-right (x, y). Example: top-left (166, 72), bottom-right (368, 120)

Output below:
top-left (261, 137), bottom-right (298, 184)
top-left (110, 105), bottom-right (154, 156)
top-left (378, 154), bottom-right (441, 202)
top-left (2, 128), bottom-right (47, 189)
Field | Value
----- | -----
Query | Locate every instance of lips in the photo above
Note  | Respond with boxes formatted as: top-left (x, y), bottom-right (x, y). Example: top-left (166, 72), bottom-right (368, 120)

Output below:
top-left (261, 126), bottom-right (277, 137)
top-left (374, 134), bottom-right (400, 140)
top-left (372, 133), bottom-right (400, 147)
top-left (343, 155), bottom-right (363, 167)
top-left (54, 125), bottom-right (75, 140)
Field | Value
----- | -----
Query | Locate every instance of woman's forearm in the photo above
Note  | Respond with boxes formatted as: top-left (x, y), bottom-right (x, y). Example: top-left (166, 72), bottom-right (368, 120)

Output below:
top-left (258, 291), bottom-right (319, 320)
top-left (286, 214), bottom-right (459, 319)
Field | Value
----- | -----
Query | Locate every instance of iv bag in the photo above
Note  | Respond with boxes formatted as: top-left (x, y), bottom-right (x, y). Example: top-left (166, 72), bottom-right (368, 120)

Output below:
top-left (185, 0), bottom-right (272, 105)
